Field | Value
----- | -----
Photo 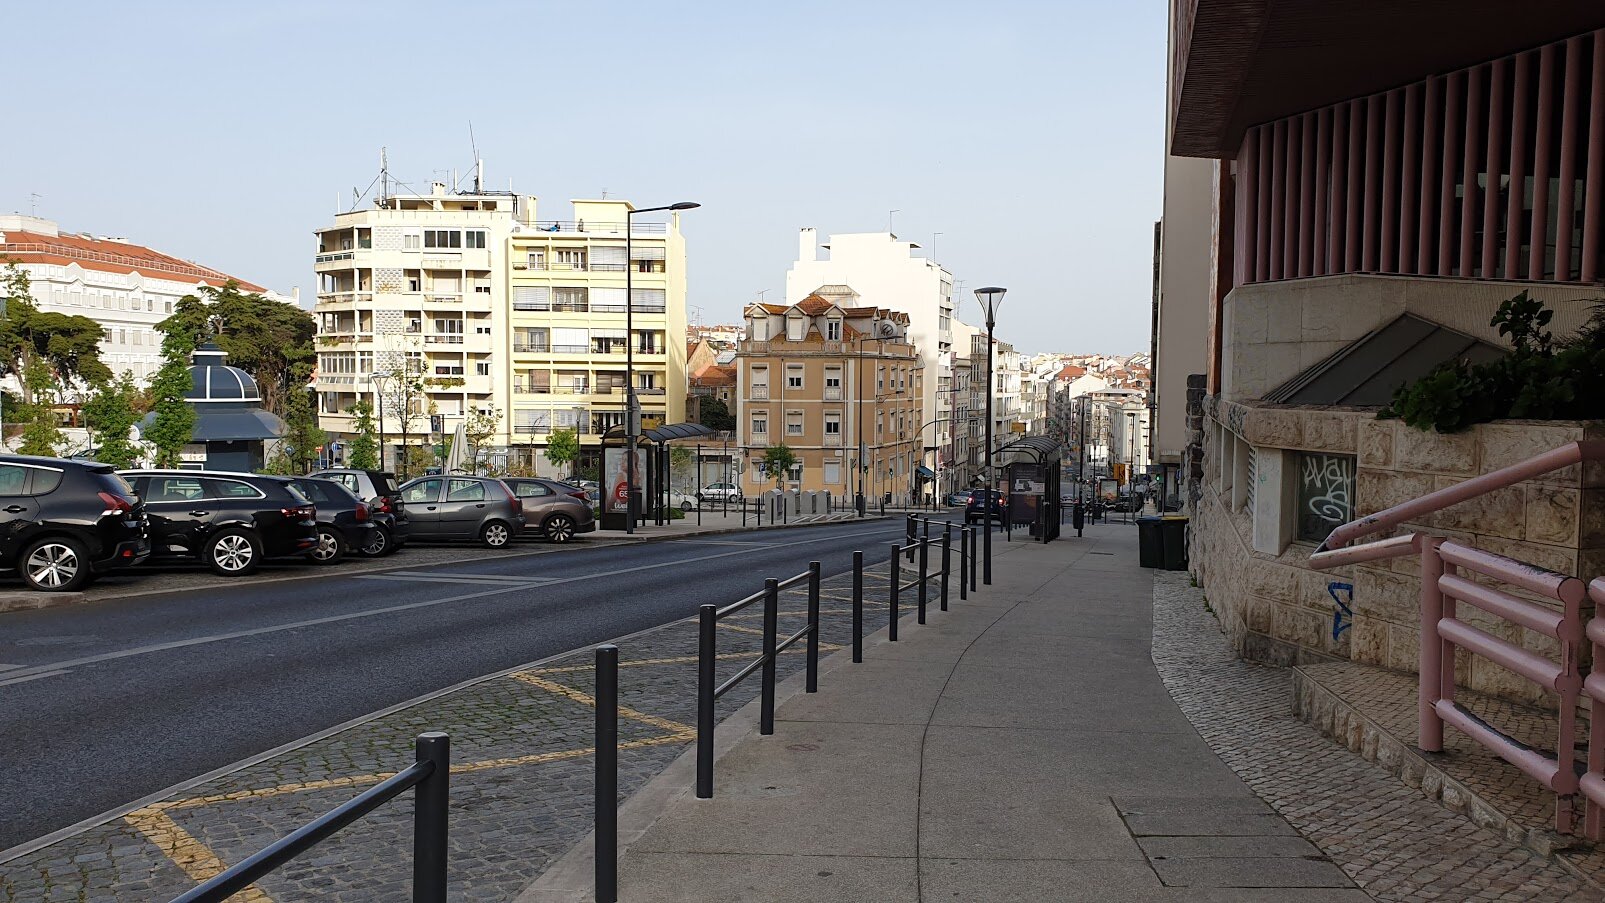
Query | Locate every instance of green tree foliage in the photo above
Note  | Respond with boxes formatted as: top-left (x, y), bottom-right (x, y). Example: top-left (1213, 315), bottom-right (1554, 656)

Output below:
top-left (83, 371), bottom-right (143, 468)
top-left (147, 326), bottom-right (198, 468)
top-left (1383, 292), bottom-right (1605, 432)
top-left (160, 282), bottom-right (315, 415)
top-left (0, 259), bottom-right (113, 404)
top-left (761, 444), bottom-right (798, 488)
top-left (669, 445), bottom-right (693, 490)
top-left (17, 359), bottom-right (63, 455)
top-left (347, 400), bottom-right (379, 470)
top-left (544, 427), bottom-right (580, 477)
top-left (280, 388), bottom-right (327, 475)
top-left (463, 408), bottom-right (501, 474)
top-left (695, 396), bottom-right (736, 432)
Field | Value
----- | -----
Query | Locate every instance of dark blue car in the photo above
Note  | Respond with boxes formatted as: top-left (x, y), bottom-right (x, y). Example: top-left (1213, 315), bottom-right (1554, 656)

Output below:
top-left (963, 489), bottom-right (1005, 525)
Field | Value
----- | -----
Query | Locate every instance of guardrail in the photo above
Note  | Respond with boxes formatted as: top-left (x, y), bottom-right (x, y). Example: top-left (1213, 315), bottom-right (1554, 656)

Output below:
top-left (170, 733), bottom-right (450, 903)
top-left (696, 563), bottom-right (822, 798)
top-left (1578, 579), bottom-right (1605, 840)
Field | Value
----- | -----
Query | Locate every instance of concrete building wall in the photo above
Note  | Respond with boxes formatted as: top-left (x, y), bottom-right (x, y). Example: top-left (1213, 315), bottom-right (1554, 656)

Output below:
top-left (1154, 155), bottom-right (1214, 464)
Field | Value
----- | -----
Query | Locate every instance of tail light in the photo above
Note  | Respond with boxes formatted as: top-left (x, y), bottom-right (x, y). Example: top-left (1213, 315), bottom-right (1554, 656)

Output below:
top-left (355, 503), bottom-right (370, 522)
top-left (499, 481), bottom-right (523, 516)
top-left (98, 491), bottom-right (135, 516)
top-left (374, 496), bottom-right (393, 514)
top-left (281, 504), bottom-right (316, 520)
top-left (567, 490), bottom-right (588, 501)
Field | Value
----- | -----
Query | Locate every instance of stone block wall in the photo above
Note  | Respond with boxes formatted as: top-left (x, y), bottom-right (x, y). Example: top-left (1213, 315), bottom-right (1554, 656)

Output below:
top-left (1194, 397), bottom-right (1605, 706)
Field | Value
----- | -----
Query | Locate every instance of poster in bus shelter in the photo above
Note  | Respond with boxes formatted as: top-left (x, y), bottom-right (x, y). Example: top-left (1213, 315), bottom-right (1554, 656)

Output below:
top-left (603, 447), bottom-right (647, 515)
top-left (1099, 478), bottom-right (1120, 502)
top-left (1007, 465), bottom-right (1039, 526)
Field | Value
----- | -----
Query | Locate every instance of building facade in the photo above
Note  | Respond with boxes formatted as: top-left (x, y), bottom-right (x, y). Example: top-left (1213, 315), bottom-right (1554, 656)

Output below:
top-left (0, 214), bottom-right (287, 383)
top-left (1164, 3), bottom-right (1605, 694)
top-left (735, 293), bottom-right (923, 501)
top-left (311, 186), bottom-right (687, 474)
top-left (784, 230), bottom-right (954, 499)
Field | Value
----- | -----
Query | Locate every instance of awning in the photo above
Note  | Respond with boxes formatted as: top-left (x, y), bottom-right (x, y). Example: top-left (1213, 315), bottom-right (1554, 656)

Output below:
top-left (915, 464), bottom-right (936, 478)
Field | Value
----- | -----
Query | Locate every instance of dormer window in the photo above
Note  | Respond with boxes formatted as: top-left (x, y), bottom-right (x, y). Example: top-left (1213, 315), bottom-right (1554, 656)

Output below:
top-left (825, 316), bottom-right (841, 341)
top-left (786, 313), bottom-right (805, 342)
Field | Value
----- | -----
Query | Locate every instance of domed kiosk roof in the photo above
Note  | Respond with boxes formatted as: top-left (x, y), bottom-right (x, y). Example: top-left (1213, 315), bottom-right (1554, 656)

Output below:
top-left (187, 343), bottom-right (261, 403)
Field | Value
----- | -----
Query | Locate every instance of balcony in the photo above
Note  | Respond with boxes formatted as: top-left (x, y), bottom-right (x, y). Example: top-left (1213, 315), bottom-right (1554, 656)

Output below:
top-left (635, 387), bottom-right (666, 396)
top-left (514, 342), bottom-right (550, 353)
top-left (751, 386), bottom-right (769, 400)
top-left (425, 335), bottom-right (464, 345)
top-left (314, 251), bottom-right (355, 266)
top-left (420, 254), bottom-right (462, 269)
top-left (528, 221), bottom-right (669, 236)
top-left (824, 434), bottom-right (842, 447)
top-left (551, 344), bottom-right (588, 354)
top-left (424, 293), bottom-right (462, 304)
top-left (315, 291), bottom-right (373, 305)
top-left (824, 388), bottom-right (842, 401)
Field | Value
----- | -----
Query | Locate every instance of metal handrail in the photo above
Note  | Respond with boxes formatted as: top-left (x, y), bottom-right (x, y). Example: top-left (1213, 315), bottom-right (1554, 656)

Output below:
top-left (1313, 439), bottom-right (1605, 567)
top-left (171, 733), bottom-right (449, 903)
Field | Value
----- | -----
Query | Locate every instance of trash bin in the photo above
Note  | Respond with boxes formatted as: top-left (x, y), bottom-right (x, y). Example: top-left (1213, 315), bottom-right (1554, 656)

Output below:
top-left (1137, 516), bottom-right (1165, 568)
top-left (1159, 515), bottom-right (1189, 570)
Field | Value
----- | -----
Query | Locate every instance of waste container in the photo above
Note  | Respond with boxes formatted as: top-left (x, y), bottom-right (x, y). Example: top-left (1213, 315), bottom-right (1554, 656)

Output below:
top-left (1137, 516), bottom-right (1165, 568)
top-left (1159, 515), bottom-right (1189, 570)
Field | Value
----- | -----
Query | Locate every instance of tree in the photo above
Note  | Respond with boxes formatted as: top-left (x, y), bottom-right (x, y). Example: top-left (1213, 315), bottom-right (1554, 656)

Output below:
top-left (545, 426), bottom-right (580, 478)
top-left (347, 400), bottom-right (379, 470)
top-left (463, 408), bottom-right (501, 474)
top-left (147, 325), bottom-right (198, 468)
top-left (670, 445), bottom-right (693, 490)
top-left (16, 359), bottom-right (62, 455)
top-left (761, 444), bottom-right (798, 489)
top-left (373, 350), bottom-right (426, 478)
top-left (0, 259), bottom-right (113, 406)
top-left (696, 396), bottom-right (735, 433)
top-left (279, 388), bottom-right (327, 474)
top-left (83, 371), bottom-right (143, 468)
top-left (159, 283), bottom-right (316, 416)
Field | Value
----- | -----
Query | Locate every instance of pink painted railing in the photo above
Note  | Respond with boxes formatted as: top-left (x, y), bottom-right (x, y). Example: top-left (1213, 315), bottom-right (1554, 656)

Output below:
top-left (1310, 439), bottom-right (1605, 834)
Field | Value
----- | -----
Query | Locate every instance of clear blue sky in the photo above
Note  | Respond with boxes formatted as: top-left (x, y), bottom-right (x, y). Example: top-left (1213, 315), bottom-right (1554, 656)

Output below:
top-left (3, 1), bottom-right (1165, 355)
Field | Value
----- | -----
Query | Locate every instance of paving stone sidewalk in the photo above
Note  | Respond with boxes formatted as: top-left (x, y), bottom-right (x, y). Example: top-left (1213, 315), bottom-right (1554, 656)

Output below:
top-left (0, 548), bottom-right (914, 903)
top-left (1152, 570), bottom-right (1600, 902)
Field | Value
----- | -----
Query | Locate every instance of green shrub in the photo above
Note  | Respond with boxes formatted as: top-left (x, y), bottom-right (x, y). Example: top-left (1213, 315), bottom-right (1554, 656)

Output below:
top-left (1380, 291), bottom-right (1605, 432)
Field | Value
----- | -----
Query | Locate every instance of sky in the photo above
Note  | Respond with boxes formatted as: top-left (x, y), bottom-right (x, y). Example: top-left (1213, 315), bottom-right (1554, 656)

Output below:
top-left (2, 1), bottom-right (1166, 356)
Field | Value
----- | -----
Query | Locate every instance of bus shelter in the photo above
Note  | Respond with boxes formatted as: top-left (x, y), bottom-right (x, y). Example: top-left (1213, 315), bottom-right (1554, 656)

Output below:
top-left (600, 422), bottom-right (718, 529)
top-left (994, 436), bottom-right (1063, 543)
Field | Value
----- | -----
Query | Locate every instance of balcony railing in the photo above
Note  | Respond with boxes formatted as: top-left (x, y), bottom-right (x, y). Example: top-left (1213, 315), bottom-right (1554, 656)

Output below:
top-left (514, 342), bottom-right (549, 353)
top-left (314, 251), bottom-right (355, 265)
top-left (636, 387), bottom-right (666, 396)
top-left (315, 291), bottom-right (373, 304)
top-left (824, 434), bottom-right (842, 447)
top-left (824, 388), bottom-right (842, 401)
top-left (529, 221), bottom-right (668, 235)
top-left (424, 293), bottom-right (462, 303)
top-left (751, 386), bottom-right (769, 400)
top-left (551, 344), bottom-right (588, 354)
top-left (425, 335), bottom-right (464, 344)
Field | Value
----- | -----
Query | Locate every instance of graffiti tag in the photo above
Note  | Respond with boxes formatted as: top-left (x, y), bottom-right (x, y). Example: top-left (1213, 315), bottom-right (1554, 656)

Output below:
top-left (1301, 454), bottom-right (1353, 524)
top-left (1328, 581), bottom-right (1354, 640)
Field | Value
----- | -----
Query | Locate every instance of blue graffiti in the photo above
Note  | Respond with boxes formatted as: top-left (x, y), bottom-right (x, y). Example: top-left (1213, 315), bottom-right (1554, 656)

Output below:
top-left (1328, 581), bottom-right (1354, 640)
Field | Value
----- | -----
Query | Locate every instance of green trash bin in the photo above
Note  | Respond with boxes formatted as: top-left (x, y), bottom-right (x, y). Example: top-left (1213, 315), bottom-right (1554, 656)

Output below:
top-left (1159, 515), bottom-right (1189, 570)
top-left (1137, 516), bottom-right (1165, 568)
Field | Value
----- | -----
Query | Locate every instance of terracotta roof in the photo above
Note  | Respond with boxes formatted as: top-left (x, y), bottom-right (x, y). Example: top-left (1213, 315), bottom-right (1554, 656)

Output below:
top-left (1057, 364), bottom-right (1087, 380)
top-left (748, 302), bottom-right (790, 315)
top-left (796, 294), bottom-right (835, 315)
top-left (691, 363), bottom-right (736, 386)
top-left (0, 227), bottom-right (266, 292)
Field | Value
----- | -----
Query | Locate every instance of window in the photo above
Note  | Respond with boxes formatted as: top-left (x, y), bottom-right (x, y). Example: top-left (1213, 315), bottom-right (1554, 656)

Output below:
top-left (751, 365), bottom-right (769, 399)
top-left (824, 368), bottom-right (842, 399)
top-left (824, 462), bottom-right (841, 485)
top-left (752, 414), bottom-right (768, 436)
top-left (824, 414), bottom-right (841, 435)
top-left (476, 361), bottom-right (491, 376)
top-left (513, 286), bottom-right (551, 311)
top-left (148, 477), bottom-right (207, 503)
top-left (0, 465), bottom-right (28, 495)
top-left (786, 411), bottom-right (804, 436)
top-left (403, 233), bottom-right (421, 250)
top-left (1296, 453), bottom-right (1355, 543)
top-left (787, 315), bottom-right (805, 342)
top-left (30, 468), bottom-right (62, 495)
top-left (786, 365), bottom-right (803, 389)
top-left (208, 479), bottom-right (264, 499)
top-left (465, 230), bottom-right (487, 249)
top-left (514, 482), bottom-right (553, 498)
top-left (555, 249), bottom-right (587, 271)
top-left (424, 229), bottom-right (461, 249)
top-left (554, 287), bottom-right (588, 311)
top-left (630, 288), bottom-right (666, 311)
top-left (592, 246), bottom-right (627, 271)
top-left (446, 479), bottom-right (485, 502)
top-left (403, 479), bottom-right (443, 503)
top-left (826, 318), bottom-right (841, 340)
top-left (526, 250), bottom-right (546, 270)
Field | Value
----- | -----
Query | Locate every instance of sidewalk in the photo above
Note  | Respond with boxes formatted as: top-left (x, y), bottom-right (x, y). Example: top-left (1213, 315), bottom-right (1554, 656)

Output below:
top-left (577, 527), bottom-right (1367, 902)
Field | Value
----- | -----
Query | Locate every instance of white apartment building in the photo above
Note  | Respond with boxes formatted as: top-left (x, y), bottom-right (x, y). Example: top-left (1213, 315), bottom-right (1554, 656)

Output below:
top-left (0, 214), bottom-right (294, 383)
top-left (785, 230), bottom-right (954, 498)
top-left (312, 184), bottom-right (688, 473)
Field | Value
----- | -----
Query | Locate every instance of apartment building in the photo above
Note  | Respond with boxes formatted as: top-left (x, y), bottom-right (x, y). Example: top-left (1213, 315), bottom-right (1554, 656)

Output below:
top-left (505, 199), bottom-right (687, 471)
top-left (0, 214), bottom-right (290, 383)
top-left (785, 230), bottom-right (954, 499)
top-left (312, 185), bottom-right (687, 473)
top-left (736, 291), bottom-right (923, 501)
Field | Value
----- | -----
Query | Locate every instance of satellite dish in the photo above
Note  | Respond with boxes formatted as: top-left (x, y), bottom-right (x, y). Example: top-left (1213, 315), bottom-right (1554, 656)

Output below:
top-left (878, 321), bottom-right (896, 337)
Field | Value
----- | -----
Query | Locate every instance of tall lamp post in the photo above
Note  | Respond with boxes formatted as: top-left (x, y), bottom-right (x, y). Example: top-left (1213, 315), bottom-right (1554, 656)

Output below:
top-left (370, 371), bottom-right (390, 473)
top-left (975, 286), bottom-right (1005, 586)
top-left (1127, 411), bottom-right (1138, 518)
top-left (624, 201), bottom-right (700, 534)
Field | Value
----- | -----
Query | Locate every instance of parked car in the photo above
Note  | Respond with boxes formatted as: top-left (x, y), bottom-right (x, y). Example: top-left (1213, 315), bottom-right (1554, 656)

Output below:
top-left (963, 489), bottom-right (1006, 525)
top-left (0, 455), bottom-right (150, 591)
top-left (289, 478), bottom-right (379, 564)
top-left (308, 468), bottom-right (410, 556)
top-left (120, 470), bottom-right (318, 575)
top-left (944, 491), bottom-right (970, 507)
top-left (671, 491), bottom-right (699, 511)
top-left (501, 478), bottom-right (597, 543)
top-left (397, 475), bottom-right (525, 547)
top-left (698, 482), bottom-right (742, 502)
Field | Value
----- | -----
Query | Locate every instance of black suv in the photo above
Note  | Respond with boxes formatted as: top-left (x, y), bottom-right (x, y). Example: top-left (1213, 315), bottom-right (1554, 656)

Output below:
top-left (308, 469), bottom-right (410, 556)
top-left (121, 471), bottom-right (319, 576)
top-left (0, 456), bottom-right (149, 591)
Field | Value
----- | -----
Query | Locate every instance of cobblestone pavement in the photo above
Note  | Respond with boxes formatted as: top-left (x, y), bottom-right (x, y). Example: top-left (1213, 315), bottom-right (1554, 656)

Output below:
top-left (0, 551), bottom-right (926, 902)
top-left (1153, 570), bottom-right (1601, 902)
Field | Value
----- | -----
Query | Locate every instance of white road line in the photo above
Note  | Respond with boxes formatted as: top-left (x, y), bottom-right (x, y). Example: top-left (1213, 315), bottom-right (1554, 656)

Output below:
top-left (674, 540), bottom-right (781, 548)
top-left (0, 669), bottom-right (69, 688)
top-left (0, 524), bottom-right (901, 684)
top-left (359, 573), bottom-right (554, 587)
top-left (380, 570), bottom-right (547, 584)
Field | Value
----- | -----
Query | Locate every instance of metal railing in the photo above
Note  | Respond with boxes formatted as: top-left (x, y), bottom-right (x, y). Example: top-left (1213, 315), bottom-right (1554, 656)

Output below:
top-left (170, 733), bottom-right (450, 903)
top-left (696, 563), bottom-right (822, 798)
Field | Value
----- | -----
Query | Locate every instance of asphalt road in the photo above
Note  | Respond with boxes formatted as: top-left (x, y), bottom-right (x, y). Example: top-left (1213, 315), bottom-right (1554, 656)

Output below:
top-left (0, 517), bottom-right (962, 852)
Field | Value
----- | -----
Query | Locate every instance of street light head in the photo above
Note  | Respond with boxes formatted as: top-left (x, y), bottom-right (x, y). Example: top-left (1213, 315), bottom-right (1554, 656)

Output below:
top-left (668, 202), bottom-right (701, 211)
top-left (974, 287), bottom-right (1007, 327)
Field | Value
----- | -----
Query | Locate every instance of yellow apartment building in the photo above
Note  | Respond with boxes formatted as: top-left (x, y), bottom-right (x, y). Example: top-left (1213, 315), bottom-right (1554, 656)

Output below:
top-left (736, 289), bottom-right (924, 501)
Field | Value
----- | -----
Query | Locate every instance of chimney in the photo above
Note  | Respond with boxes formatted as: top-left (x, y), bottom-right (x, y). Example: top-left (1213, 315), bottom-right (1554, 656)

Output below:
top-left (798, 227), bottom-right (817, 263)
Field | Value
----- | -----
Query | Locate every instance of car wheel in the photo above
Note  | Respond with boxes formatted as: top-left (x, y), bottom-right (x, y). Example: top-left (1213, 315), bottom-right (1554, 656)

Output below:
top-left (544, 514), bottom-right (577, 544)
top-left (680, 500), bottom-right (694, 512)
top-left (310, 527), bottom-right (346, 565)
top-left (480, 520), bottom-right (512, 549)
top-left (20, 537), bottom-right (92, 592)
top-left (358, 526), bottom-right (390, 558)
top-left (205, 528), bottom-right (262, 576)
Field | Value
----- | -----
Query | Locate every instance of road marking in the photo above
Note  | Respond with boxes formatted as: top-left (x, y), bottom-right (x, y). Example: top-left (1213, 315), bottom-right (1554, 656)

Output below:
top-left (355, 574), bottom-right (554, 587)
top-left (0, 663), bottom-right (22, 672)
top-left (124, 807), bottom-right (274, 902)
top-left (0, 525), bottom-right (900, 685)
top-left (0, 669), bottom-right (69, 688)
top-left (379, 570), bottom-right (554, 585)
top-left (511, 672), bottom-right (696, 736)
top-left (674, 540), bottom-right (780, 547)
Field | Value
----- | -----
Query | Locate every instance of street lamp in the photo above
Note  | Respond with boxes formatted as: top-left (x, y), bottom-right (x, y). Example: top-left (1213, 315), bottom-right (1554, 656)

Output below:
top-left (624, 201), bottom-right (700, 534)
top-left (370, 371), bottom-right (390, 473)
top-left (974, 286), bottom-right (1005, 585)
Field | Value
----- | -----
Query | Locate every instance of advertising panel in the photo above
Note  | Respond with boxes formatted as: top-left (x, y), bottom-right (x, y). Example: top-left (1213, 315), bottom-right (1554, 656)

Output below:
top-left (604, 447), bottom-right (647, 515)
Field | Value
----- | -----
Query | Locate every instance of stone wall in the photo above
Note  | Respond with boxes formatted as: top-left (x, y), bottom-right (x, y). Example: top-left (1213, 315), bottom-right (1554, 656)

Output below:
top-left (1193, 397), bottom-right (1605, 706)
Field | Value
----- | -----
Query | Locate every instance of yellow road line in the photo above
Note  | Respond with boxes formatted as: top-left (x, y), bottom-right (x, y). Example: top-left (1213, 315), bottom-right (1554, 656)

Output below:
top-left (125, 807), bottom-right (275, 902)
top-left (511, 672), bottom-right (694, 736)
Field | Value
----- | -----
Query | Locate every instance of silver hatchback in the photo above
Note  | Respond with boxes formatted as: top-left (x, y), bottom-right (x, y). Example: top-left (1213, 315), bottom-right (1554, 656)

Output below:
top-left (396, 475), bottom-right (526, 548)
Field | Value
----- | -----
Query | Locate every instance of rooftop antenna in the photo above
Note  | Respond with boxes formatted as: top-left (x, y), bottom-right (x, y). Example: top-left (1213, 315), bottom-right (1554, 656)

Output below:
top-left (757, 289), bottom-right (769, 303)
top-left (468, 122), bottom-right (482, 193)
top-left (379, 147), bottom-right (390, 203)
top-left (690, 304), bottom-right (705, 327)
top-left (27, 192), bottom-right (41, 216)
top-left (601, 188), bottom-right (609, 199)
